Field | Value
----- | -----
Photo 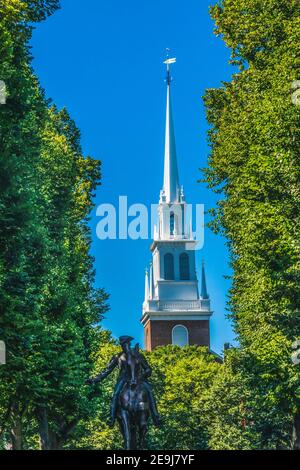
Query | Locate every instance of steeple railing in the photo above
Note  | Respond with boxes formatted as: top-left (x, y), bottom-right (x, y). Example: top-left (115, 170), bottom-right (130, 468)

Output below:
top-left (143, 298), bottom-right (211, 314)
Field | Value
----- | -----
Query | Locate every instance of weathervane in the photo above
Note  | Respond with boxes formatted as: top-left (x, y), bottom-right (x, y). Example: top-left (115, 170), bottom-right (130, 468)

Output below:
top-left (163, 48), bottom-right (176, 85)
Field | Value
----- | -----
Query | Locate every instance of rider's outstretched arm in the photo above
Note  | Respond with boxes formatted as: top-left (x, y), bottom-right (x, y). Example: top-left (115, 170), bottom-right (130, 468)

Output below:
top-left (93, 355), bottom-right (119, 383)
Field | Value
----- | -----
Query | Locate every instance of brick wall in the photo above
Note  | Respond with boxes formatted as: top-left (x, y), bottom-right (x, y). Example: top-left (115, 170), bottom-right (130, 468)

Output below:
top-left (144, 319), bottom-right (210, 351)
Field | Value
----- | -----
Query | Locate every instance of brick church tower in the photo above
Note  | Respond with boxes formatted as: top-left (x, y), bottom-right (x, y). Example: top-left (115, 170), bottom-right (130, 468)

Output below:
top-left (141, 57), bottom-right (213, 351)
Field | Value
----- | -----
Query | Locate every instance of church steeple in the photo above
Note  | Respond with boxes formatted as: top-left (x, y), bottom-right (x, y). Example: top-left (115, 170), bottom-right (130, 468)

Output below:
top-left (141, 56), bottom-right (213, 352)
top-left (162, 57), bottom-right (180, 203)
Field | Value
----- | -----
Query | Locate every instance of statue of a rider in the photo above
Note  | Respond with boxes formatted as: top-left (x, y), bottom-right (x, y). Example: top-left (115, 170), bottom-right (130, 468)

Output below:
top-left (87, 335), bottom-right (161, 428)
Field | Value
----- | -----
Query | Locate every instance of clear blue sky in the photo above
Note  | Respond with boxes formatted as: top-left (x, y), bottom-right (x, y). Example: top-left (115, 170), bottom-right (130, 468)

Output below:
top-left (31, 0), bottom-right (236, 354)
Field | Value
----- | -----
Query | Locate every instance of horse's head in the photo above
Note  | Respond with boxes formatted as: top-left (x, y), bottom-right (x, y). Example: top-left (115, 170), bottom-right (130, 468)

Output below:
top-left (127, 343), bottom-right (142, 388)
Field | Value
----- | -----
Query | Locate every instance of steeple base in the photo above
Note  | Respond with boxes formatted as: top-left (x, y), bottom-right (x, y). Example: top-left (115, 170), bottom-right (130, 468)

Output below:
top-left (143, 317), bottom-right (210, 352)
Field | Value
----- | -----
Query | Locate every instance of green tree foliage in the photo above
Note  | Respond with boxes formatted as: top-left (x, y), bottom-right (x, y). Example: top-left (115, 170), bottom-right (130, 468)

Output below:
top-left (145, 346), bottom-right (221, 450)
top-left (207, 344), bottom-right (296, 449)
top-left (66, 330), bottom-right (123, 450)
top-left (203, 0), bottom-right (300, 449)
top-left (0, 0), bottom-right (108, 449)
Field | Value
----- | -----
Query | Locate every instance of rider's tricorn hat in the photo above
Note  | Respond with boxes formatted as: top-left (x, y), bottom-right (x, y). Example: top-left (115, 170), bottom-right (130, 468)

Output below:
top-left (119, 335), bottom-right (134, 346)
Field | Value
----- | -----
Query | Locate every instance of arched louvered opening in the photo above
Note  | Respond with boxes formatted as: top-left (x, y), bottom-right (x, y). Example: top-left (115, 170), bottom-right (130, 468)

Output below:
top-left (179, 253), bottom-right (190, 280)
top-left (170, 212), bottom-right (175, 236)
top-left (164, 253), bottom-right (174, 280)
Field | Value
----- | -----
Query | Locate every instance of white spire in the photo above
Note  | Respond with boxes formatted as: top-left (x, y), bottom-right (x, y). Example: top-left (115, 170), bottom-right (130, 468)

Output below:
top-left (162, 57), bottom-right (180, 203)
top-left (201, 259), bottom-right (209, 299)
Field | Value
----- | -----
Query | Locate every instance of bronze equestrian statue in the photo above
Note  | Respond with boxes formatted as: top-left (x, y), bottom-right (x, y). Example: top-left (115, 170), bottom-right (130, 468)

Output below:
top-left (87, 335), bottom-right (161, 449)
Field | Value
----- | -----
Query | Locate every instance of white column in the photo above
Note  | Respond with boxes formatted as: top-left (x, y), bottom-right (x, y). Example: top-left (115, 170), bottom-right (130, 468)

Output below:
top-left (144, 268), bottom-right (149, 301)
top-left (149, 263), bottom-right (153, 300)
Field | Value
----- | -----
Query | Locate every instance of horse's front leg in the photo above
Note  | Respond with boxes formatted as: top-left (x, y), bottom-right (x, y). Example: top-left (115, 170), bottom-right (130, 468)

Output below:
top-left (131, 420), bottom-right (137, 450)
top-left (138, 411), bottom-right (149, 450)
top-left (119, 409), bottom-right (131, 450)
